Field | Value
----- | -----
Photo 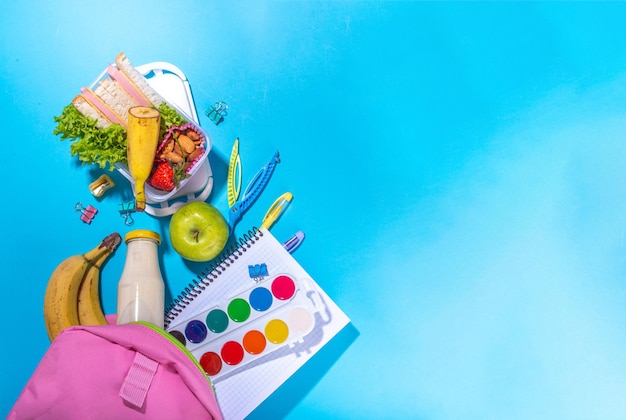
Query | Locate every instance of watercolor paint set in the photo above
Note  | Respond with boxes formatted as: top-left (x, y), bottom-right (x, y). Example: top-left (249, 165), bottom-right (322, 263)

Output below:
top-left (167, 272), bottom-right (320, 379)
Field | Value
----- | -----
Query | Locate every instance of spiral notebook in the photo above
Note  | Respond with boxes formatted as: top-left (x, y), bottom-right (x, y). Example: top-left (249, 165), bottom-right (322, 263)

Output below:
top-left (165, 228), bottom-right (351, 420)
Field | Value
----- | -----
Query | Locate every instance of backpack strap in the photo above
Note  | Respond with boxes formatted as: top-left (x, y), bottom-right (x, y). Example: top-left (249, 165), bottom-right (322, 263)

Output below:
top-left (119, 351), bottom-right (159, 408)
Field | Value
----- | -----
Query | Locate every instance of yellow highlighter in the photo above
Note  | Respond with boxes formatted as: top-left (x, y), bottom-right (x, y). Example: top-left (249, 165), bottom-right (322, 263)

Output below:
top-left (260, 192), bottom-right (293, 230)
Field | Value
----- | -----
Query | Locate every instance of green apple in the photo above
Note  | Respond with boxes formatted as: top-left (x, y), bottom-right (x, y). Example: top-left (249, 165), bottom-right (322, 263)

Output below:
top-left (169, 201), bottom-right (229, 262)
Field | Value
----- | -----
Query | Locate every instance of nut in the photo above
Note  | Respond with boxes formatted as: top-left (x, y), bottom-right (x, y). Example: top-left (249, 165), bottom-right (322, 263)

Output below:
top-left (186, 147), bottom-right (203, 163)
top-left (163, 139), bottom-right (174, 153)
top-left (178, 135), bottom-right (197, 154)
top-left (158, 139), bottom-right (175, 159)
top-left (164, 151), bottom-right (183, 164)
top-left (186, 130), bottom-right (200, 141)
top-left (173, 141), bottom-right (183, 156)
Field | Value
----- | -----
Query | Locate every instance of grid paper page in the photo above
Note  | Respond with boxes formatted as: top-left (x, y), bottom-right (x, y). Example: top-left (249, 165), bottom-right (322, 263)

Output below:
top-left (165, 228), bottom-right (350, 419)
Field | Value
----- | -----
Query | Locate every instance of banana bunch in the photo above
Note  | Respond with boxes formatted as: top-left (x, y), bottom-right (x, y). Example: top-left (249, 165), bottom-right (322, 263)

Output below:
top-left (43, 232), bottom-right (122, 341)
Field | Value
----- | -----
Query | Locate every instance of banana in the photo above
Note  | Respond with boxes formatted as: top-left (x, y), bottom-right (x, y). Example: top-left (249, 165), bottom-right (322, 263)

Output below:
top-left (77, 233), bottom-right (122, 326)
top-left (43, 233), bottom-right (122, 341)
top-left (127, 106), bottom-right (161, 212)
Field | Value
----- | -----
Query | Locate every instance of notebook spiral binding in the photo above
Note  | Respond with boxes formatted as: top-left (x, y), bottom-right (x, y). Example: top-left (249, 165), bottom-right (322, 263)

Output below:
top-left (164, 227), bottom-right (263, 328)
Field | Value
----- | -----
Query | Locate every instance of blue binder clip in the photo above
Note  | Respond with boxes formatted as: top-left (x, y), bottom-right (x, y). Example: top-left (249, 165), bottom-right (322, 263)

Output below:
top-left (119, 201), bottom-right (135, 226)
top-left (248, 263), bottom-right (268, 281)
top-left (205, 101), bottom-right (228, 125)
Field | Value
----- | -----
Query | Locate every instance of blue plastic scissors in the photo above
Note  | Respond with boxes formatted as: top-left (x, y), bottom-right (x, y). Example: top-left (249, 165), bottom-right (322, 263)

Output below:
top-left (227, 150), bottom-right (280, 234)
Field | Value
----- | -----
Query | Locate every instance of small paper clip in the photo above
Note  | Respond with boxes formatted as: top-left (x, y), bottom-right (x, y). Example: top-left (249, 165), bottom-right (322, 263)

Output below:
top-left (75, 202), bottom-right (98, 224)
top-left (119, 201), bottom-right (135, 226)
top-left (205, 101), bottom-right (228, 125)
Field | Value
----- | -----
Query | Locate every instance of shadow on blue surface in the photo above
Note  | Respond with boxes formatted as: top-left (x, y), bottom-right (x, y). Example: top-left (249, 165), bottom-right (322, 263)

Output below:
top-left (247, 322), bottom-right (359, 419)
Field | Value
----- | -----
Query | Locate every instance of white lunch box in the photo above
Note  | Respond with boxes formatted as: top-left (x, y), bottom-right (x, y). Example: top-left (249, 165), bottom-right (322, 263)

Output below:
top-left (90, 61), bottom-right (214, 217)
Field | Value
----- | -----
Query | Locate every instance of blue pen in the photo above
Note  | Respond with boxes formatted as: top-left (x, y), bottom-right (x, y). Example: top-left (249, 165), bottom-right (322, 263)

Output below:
top-left (282, 231), bottom-right (305, 253)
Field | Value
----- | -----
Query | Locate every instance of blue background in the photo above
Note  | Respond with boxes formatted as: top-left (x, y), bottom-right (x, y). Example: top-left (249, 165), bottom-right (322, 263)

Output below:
top-left (3, 1), bottom-right (626, 419)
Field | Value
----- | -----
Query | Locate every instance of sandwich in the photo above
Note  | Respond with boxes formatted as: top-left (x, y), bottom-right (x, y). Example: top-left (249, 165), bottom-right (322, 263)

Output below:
top-left (71, 52), bottom-right (166, 129)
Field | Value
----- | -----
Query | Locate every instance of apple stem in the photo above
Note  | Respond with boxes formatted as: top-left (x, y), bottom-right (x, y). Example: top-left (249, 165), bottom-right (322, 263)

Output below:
top-left (193, 230), bottom-right (200, 242)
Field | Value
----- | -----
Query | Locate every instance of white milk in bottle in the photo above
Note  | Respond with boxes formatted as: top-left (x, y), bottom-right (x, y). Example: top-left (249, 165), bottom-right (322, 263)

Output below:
top-left (116, 230), bottom-right (164, 328)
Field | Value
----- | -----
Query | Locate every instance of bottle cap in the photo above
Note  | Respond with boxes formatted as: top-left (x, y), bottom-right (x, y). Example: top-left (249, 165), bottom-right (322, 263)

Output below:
top-left (125, 229), bottom-right (161, 244)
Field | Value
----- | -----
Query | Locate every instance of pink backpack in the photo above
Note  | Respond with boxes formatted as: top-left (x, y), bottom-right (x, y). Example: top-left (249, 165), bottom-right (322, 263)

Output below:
top-left (8, 322), bottom-right (222, 419)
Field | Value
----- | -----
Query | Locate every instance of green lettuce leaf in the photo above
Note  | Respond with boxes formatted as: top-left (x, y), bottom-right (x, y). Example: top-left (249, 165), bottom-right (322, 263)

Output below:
top-left (53, 104), bottom-right (127, 170)
top-left (158, 102), bottom-right (188, 134)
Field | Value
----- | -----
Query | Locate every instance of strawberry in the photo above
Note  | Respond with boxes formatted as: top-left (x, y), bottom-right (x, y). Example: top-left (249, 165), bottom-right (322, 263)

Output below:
top-left (148, 161), bottom-right (176, 191)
